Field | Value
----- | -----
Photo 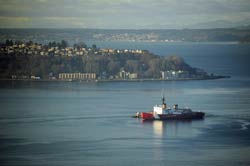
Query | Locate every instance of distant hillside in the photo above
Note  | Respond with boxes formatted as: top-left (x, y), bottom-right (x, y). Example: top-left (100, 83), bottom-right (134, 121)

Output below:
top-left (189, 19), bottom-right (250, 29)
top-left (0, 41), bottom-right (206, 80)
top-left (0, 28), bottom-right (250, 44)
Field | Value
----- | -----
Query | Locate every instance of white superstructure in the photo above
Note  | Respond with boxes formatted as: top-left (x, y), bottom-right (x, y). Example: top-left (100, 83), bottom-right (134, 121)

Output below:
top-left (152, 98), bottom-right (184, 119)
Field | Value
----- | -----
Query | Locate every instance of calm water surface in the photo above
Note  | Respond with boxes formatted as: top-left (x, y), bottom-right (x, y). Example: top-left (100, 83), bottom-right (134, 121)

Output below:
top-left (1, 43), bottom-right (250, 166)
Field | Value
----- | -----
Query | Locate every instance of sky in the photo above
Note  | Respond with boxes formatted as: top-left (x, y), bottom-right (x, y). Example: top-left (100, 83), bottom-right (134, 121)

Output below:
top-left (0, 0), bottom-right (250, 29)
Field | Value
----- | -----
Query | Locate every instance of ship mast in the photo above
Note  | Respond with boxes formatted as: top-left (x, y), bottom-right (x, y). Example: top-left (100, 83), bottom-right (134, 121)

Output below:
top-left (162, 95), bottom-right (165, 104)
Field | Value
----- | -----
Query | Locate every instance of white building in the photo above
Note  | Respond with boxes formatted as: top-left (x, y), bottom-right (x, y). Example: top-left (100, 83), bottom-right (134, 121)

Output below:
top-left (161, 70), bottom-right (189, 79)
top-left (58, 73), bottom-right (96, 80)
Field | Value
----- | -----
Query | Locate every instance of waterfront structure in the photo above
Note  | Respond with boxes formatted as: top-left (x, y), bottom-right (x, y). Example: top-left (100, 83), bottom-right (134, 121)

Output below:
top-left (161, 70), bottom-right (189, 79)
top-left (31, 76), bottom-right (41, 80)
top-left (129, 73), bottom-right (138, 79)
top-left (119, 70), bottom-right (128, 79)
top-left (58, 73), bottom-right (96, 80)
top-left (119, 70), bottom-right (138, 79)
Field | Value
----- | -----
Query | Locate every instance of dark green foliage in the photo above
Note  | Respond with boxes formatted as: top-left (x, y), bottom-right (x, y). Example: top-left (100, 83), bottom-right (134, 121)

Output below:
top-left (0, 43), bottom-right (197, 79)
top-left (61, 40), bottom-right (68, 49)
top-left (48, 40), bottom-right (68, 49)
top-left (5, 39), bottom-right (13, 46)
top-left (73, 42), bottom-right (87, 49)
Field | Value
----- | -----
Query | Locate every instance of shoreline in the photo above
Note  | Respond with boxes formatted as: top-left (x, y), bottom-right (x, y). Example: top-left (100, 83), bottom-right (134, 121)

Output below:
top-left (0, 76), bottom-right (230, 83)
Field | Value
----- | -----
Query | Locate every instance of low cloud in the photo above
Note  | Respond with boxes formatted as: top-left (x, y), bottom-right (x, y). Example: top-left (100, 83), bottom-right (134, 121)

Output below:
top-left (0, 0), bottom-right (249, 28)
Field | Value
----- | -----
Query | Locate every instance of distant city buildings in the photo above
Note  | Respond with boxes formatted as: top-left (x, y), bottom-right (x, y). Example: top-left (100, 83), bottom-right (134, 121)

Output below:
top-left (59, 73), bottom-right (96, 80)
top-left (0, 43), bottom-right (145, 57)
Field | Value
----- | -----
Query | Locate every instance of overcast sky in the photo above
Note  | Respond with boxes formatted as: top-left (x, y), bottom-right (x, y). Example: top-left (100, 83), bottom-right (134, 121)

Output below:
top-left (0, 0), bottom-right (250, 29)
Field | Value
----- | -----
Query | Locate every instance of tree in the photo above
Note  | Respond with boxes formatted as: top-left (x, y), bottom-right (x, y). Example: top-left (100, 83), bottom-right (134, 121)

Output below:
top-left (74, 42), bottom-right (87, 50)
top-left (107, 60), bottom-right (120, 75)
top-left (5, 39), bottom-right (10, 46)
top-left (125, 60), bottom-right (139, 73)
top-left (92, 44), bottom-right (97, 50)
top-left (61, 40), bottom-right (68, 49)
top-left (5, 39), bottom-right (13, 46)
top-left (145, 58), bottom-right (161, 78)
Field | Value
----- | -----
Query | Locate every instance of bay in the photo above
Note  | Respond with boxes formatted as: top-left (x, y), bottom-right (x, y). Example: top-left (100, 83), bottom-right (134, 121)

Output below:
top-left (1, 42), bottom-right (250, 166)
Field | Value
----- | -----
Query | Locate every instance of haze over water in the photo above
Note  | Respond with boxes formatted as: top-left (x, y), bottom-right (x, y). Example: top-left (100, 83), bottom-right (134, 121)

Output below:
top-left (1, 42), bottom-right (250, 166)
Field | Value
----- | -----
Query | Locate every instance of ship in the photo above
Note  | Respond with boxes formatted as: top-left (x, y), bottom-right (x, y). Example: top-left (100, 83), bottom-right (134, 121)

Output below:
top-left (133, 97), bottom-right (205, 120)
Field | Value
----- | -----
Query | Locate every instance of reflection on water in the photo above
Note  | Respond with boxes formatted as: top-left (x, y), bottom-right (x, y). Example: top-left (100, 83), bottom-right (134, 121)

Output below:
top-left (142, 120), bottom-right (201, 162)
top-left (143, 120), bottom-right (201, 138)
top-left (153, 121), bottom-right (164, 137)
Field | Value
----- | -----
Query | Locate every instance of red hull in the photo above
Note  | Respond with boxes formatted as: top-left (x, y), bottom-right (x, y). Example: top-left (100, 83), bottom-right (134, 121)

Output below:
top-left (141, 112), bottom-right (154, 120)
top-left (141, 112), bottom-right (205, 120)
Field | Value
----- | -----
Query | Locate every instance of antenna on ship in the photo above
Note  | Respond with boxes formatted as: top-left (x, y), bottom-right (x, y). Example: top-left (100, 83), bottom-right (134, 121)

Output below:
top-left (161, 90), bottom-right (166, 104)
top-left (162, 93), bottom-right (167, 109)
top-left (162, 94), bottom-right (165, 104)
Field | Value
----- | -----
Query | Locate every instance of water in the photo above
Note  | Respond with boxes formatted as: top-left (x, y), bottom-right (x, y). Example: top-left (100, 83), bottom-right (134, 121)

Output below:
top-left (1, 43), bottom-right (250, 166)
top-left (86, 41), bottom-right (250, 78)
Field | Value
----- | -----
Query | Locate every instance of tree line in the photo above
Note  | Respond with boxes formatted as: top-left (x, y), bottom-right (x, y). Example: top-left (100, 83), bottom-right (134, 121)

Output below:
top-left (0, 43), bottom-right (198, 79)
